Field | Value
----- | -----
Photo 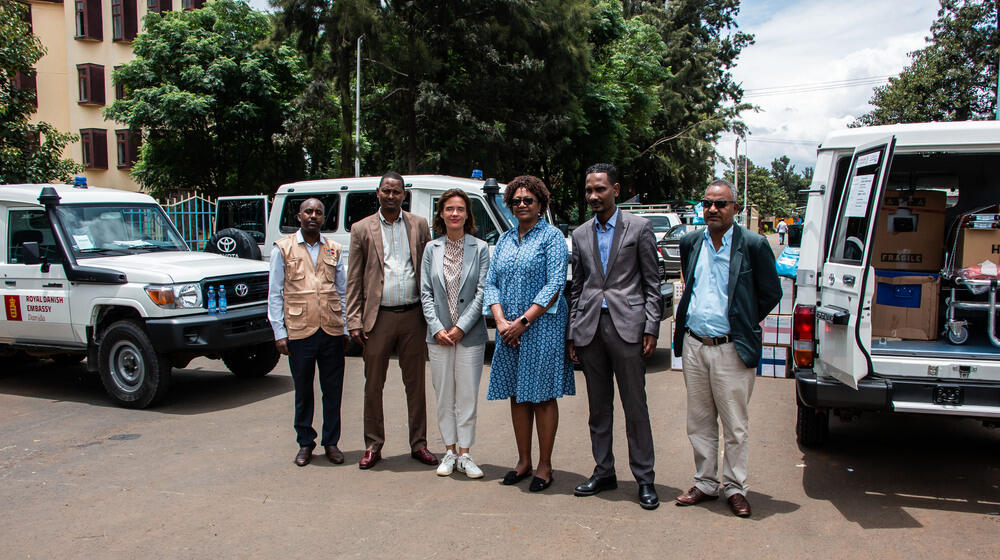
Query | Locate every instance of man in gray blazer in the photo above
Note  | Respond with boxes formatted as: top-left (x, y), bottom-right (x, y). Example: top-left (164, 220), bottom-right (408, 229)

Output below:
top-left (567, 163), bottom-right (662, 510)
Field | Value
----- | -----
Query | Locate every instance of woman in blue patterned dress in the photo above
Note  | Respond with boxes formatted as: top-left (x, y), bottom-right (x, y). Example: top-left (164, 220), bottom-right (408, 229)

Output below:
top-left (484, 175), bottom-right (575, 493)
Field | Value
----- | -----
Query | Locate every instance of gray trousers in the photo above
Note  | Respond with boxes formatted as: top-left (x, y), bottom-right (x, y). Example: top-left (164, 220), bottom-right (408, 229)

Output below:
top-left (577, 311), bottom-right (655, 485)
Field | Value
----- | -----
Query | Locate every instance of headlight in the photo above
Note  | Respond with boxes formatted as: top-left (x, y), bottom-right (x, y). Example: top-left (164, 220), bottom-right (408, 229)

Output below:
top-left (145, 283), bottom-right (203, 309)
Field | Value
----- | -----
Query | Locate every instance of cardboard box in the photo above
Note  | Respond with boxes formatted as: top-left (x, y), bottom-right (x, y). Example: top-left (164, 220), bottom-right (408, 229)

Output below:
top-left (756, 346), bottom-right (774, 377)
top-left (762, 316), bottom-right (778, 345)
top-left (773, 347), bottom-right (790, 378)
top-left (872, 271), bottom-right (940, 340)
top-left (672, 281), bottom-right (684, 317)
top-left (957, 227), bottom-right (1000, 269)
top-left (777, 316), bottom-right (792, 346)
top-left (872, 190), bottom-right (946, 271)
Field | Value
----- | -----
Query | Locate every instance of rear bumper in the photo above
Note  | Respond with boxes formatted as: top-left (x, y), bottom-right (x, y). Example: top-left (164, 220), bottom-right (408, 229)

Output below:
top-left (145, 304), bottom-right (274, 354)
top-left (795, 367), bottom-right (1000, 418)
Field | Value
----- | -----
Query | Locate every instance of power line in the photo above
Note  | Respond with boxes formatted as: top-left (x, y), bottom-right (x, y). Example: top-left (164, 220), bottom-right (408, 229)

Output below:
top-left (719, 135), bottom-right (819, 145)
top-left (743, 76), bottom-right (891, 98)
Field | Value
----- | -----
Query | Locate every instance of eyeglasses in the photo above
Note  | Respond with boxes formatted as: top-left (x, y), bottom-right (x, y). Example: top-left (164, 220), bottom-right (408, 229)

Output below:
top-left (511, 197), bottom-right (536, 207)
top-left (701, 199), bottom-right (736, 210)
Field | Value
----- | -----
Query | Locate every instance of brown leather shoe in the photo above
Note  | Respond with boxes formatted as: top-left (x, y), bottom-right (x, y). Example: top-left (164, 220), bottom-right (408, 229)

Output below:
top-left (324, 445), bottom-right (344, 464)
top-left (410, 447), bottom-right (439, 466)
top-left (728, 493), bottom-right (752, 517)
top-left (358, 448), bottom-right (381, 470)
top-left (675, 486), bottom-right (719, 506)
top-left (294, 446), bottom-right (314, 467)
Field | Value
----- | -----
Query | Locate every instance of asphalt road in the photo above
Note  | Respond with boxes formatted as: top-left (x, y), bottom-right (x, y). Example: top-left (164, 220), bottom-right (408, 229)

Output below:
top-left (1, 317), bottom-right (998, 559)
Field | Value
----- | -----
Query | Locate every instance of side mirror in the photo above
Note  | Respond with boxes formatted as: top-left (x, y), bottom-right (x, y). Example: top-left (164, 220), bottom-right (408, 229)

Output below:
top-left (557, 223), bottom-right (569, 235)
top-left (21, 242), bottom-right (50, 272)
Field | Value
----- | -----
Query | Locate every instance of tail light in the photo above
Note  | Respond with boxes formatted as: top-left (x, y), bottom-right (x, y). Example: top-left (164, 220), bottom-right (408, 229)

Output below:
top-left (792, 304), bottom-right (815, 368)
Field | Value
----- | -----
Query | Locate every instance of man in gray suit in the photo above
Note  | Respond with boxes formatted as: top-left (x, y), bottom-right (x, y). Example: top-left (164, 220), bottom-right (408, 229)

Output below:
top-left (567, 163), bottom-right (662, 510)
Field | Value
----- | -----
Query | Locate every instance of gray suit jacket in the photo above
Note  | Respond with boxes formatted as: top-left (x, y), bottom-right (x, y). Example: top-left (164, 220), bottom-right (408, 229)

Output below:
top-left (568, 210), bottom-right (662, 346)
top-left (419, 234), bottom-right (491, 347)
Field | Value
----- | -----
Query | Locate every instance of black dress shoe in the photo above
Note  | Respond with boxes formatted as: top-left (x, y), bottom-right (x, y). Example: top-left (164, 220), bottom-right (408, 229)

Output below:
top-left (294, 446), bottom-right (314, 467)
top-left (502, 469), bottom-right (532, 485)
top-left (638, 484), bottom-right (660, 510)
top-left (529, 475), bottom-right (553, 492)
top-left (574, 474), bottom-right (618, 497)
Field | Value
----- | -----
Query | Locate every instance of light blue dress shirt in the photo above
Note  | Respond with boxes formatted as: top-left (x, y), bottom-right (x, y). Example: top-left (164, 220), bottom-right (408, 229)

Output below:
top-left (686, 225), bottom-right (733, 337)
top-left (379, 210), bottom-right (418, 306)
top-left (267, 230), bottom-right (348, 340)
top-left (594, 208), bottom-right (619, 309)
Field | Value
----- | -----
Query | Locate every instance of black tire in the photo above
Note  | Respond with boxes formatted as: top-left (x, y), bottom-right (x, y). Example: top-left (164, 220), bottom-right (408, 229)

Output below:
top-left (98, 320), bottom-right (172, 408)
top-left (223, 342), bottom-right (280, 378)
top-left (796, 397), bottom-right (829, 448)
top-left (204, 228), bottom-right (262, 260)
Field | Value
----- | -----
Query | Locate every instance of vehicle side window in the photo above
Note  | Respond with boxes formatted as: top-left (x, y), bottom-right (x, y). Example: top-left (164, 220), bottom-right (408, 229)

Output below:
top-left (345, 191), bottom-right (410, 232)
top-left (8, 209), bottom-right (63, 264)
top-left (823, 155), bottom-right (853, 258)
top-left (279, 194), bottom-right (340, 234)
top-left (828, 145), bottom-right (890, 264)
top-left (218, 198), bottom-right (267, 242)
top-left (469, 196), bottom-right (499, 244)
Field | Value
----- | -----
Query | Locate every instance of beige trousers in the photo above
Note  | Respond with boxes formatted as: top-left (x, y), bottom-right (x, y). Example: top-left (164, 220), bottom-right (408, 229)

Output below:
top-left (681, 332), bottom-right (756, 498)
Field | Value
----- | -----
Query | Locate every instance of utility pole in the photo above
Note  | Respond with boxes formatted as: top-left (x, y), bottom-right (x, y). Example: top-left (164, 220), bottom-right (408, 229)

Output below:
top-left (355, 36), bottom-right (362, 177)
top-left (744, 135), bottom-right (750, 226)
top-left (734, 137), bottom-right (740, 201)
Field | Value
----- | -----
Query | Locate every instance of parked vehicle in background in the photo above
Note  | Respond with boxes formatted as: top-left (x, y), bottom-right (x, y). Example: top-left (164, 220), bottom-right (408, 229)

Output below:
top-left (619, 204), bottom-right (682, 243)
top-left (793, 121), bottom-right (1000, 448)
top-left (0, 183), bottom-right (279, 408)
top-left (657, 223), bottom-right (705, 279)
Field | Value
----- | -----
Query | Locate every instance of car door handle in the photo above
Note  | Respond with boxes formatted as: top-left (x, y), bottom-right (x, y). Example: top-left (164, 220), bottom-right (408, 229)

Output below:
top-left (43, 283), bottom-right (63, 288)
top-left (4, 280), bottom-right (14, 287)
top-left (816, 305), bottom-right (849, 325)
top-left (842, 274), bottom-right (855, 287)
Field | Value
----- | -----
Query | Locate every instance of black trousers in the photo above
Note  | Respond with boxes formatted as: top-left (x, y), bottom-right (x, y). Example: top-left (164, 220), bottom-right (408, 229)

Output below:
top-left (287, 330), bottom-right (345, 448)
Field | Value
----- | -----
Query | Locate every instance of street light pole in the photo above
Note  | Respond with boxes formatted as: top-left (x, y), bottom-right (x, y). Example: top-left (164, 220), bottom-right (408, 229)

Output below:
top-left (744, 134), bottom-right (750, 226)
top-left (355, 36), bottom-right (362, 178)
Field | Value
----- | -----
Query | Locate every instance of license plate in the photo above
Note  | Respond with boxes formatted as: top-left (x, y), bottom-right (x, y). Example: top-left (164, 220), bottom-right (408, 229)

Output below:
top-left (933, 385), bottom-right (962, 405)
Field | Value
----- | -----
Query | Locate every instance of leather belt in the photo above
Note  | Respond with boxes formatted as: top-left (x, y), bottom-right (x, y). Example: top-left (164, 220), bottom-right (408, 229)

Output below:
top-left (380, 302), bottom-right (419, 313)
top-left (687, 329), bottom-right (732, 346)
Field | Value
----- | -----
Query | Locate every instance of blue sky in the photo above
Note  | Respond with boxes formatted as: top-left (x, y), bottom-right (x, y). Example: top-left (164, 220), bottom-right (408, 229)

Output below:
top-left (248, 0), bottom-right (943, 175)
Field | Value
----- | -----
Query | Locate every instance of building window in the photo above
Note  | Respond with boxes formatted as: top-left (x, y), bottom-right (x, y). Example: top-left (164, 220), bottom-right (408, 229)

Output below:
top-left (147, 0), bottom-right (172, 14)
top-left (112, 0), bottom-right (137, 42)
top-left (74, 0), bottom-right (103, 41)
top-left (113, 66), bottom-right (126, 100)
top-left (181, 0), bottom-right (203, 10)
top-left (13, 70), bottom-right (38, 108)
top-left (81, 129), bottom-right (109, 170)
top-left (77, 64), bottom-right (105, 106)
top-left (116, 130), bottom-right (140, 169)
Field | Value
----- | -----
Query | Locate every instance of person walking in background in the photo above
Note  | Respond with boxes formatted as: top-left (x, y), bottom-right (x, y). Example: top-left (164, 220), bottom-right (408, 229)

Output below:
top-left (777, 220), bottom-right (788, 245)
top-left (268, 198), bottom-right (348, 467)
top-left (672, 179), bottom-right (781, 517)
top-left (567, 163), bottom-right (662, 510)
top-left (420, 190), bottom-right (491, 479)
top-left (484, 175), bottom-right (575, 493)
top-left (346, 172), bottom-right (437, 470)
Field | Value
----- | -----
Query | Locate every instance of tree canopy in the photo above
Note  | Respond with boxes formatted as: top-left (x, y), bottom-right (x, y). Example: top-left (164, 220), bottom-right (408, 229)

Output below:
top-left (0, 0), bottom-right (81, 183)
top-left (106, 0), bottom-right (310, 198)
top-left (854, 0), bottom-right (999, 126)
top-left (722, 155), bottom-right (811, 217)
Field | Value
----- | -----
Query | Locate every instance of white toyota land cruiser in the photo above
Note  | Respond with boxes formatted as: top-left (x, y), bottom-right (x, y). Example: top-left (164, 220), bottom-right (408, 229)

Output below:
top-left (793, 121), bottom-right (1000, 447)
top-left (0, 183), bottom-right (279, 408)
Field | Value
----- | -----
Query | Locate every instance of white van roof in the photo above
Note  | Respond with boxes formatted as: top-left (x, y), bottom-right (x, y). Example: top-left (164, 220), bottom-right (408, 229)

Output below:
top-left (0, 184), bottom-right (156, 206)
top-left (819, 121), bottom-right (1000, 152)
top-left (277, 174), bottom-right (503, 194)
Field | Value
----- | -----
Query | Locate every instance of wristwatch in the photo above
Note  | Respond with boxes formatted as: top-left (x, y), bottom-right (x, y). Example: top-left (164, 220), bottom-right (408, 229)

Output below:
top-left (519, 316), bottom-right (530, 327)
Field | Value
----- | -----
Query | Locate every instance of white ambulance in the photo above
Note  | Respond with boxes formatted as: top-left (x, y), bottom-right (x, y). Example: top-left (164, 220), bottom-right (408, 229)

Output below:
top-left (793, 121), bottom-right (1000, 446)
top-left (0, 183), bottom-right (278, 408)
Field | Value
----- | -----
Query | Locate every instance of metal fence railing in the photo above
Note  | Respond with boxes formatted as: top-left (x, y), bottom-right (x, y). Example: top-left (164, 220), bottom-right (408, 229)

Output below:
top-left (161, 194), bottom-right (216, 250)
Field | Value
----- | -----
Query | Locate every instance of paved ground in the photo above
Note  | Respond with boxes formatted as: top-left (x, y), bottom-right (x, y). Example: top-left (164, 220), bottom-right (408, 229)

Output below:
top-left (1, 317), bottom-right (998, 559)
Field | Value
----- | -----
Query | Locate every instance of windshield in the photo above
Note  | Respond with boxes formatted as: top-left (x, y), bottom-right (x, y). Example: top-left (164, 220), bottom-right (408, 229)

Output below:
top-left (667, 224), bottom-right (703, 241)
top-left (646, 215), bottom-right (673, 232)
top-left (56, 204), bottom-right (188, 259)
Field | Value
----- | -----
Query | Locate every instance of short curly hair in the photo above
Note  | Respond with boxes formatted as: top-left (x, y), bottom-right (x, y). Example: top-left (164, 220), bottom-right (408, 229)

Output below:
top-left (503, 175), bottom-right (550, 215)
top-left (432, 189), bottom-right (477, 235)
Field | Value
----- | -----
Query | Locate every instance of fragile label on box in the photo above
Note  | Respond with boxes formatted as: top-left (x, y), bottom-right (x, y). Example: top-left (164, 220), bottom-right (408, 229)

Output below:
top-left (872, 190), bottom-right (946, 271)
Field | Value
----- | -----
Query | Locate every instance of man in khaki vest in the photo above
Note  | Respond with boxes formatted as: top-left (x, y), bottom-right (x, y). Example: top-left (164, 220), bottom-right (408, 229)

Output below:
top-left (268, 198), bottom-right (348, 467)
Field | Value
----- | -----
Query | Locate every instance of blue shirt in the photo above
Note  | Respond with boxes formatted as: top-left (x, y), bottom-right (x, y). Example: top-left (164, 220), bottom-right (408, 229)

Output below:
top-left (687, 225), bottom-right (733, 337)
top-left (594, 208), bottom-right (619, 309)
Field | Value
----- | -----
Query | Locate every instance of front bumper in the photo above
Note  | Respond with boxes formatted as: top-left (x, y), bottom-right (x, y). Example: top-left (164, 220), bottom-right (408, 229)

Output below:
top-left (145, 304), bottom-right (274, 353)
top-left (796, 367), bottom-right (1000, 418)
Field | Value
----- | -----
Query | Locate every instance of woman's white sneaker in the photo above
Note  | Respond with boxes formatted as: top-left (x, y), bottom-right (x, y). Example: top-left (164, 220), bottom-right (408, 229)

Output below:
top-left (437, 451), bottom-right (457, 476)
top-left (457, 453), bottom-right (484, 479)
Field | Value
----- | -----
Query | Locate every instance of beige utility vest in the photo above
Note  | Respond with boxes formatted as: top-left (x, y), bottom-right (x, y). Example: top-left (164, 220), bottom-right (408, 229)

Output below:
top-left (275, 234), bottom-right (344, 340)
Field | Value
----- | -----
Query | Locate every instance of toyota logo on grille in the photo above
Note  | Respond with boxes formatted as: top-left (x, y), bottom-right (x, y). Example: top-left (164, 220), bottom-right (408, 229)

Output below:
top-left (234, 283), bottom-right (249, 297)
top-left (216, 237), bottom-right (237, 253)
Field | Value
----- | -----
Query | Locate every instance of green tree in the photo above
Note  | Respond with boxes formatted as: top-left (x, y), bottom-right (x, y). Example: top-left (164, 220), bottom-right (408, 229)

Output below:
top-left (106, 0), bottom-right (309, 198)
top-left (723, 155), bottom-right (801, 217)
top-left (854, 0), bottom-right (999, 126)
top-left (0, 0), bottom-right (81, 183)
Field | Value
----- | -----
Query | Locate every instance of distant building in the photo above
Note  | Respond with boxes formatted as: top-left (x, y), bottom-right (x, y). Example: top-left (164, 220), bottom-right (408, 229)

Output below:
top-left (19, 0), bottom-right (204, 191)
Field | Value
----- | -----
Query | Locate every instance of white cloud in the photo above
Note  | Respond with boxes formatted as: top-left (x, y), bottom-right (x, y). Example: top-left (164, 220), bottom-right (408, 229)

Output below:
top-left (718, 0), bottom-right (941, 173)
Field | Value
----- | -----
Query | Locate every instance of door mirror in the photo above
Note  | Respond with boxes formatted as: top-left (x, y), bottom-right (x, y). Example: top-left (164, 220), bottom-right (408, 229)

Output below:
top-left (21, 241), bottom-right (50, 272)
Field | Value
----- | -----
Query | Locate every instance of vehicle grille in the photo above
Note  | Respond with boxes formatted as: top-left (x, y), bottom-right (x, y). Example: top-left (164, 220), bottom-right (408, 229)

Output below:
top-left (201, 272), bottom-right (269, 307)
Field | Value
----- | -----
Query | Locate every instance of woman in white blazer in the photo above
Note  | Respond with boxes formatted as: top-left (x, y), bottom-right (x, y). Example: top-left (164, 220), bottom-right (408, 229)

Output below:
top-left (420, 189), bottom-right (491, 479)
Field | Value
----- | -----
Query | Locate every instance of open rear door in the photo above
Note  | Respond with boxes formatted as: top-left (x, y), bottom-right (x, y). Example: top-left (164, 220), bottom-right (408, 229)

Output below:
top-left (815, 135), bottom-right (896, 389)
top-left (215, 195), bottom-right (269, 252)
